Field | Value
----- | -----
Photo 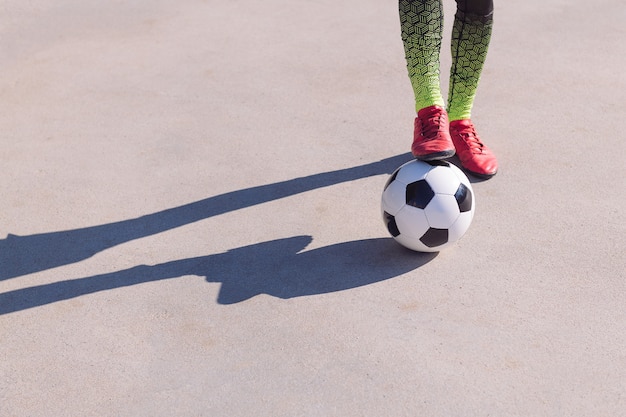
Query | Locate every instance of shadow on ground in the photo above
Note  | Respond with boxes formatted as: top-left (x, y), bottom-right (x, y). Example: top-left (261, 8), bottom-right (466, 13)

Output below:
top-left (0, 153), bottom-right (439, 314)
top-left (0, 153), bottom-right (413, 281)
top-left (0, 235), bottom-right (435, 314)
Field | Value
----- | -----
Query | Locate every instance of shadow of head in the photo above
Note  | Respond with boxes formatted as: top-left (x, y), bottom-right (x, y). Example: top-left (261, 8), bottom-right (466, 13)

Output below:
top-left (204, 235), bottom-right (437, 304)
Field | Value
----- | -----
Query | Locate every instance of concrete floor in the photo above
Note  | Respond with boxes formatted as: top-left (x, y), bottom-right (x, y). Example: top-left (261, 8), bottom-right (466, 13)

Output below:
top-left (1, 0), bottom-right (625, 415)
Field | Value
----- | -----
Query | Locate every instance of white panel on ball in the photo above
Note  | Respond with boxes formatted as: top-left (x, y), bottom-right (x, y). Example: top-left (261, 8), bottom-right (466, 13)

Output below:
top-left (381, 179), bottom-right (408, 216)
top-left (424, 194), bottom-right (461, 229)
top-left (451, 164), bottom-right (472, 188)
top-left (394, 206), bottom-right (430, 239)
top-left (395, 160), bottom-right (432, 185)
top-left (394, 234), bottom-right (432, 252)
top-left (448, 211), bottom-right (474, 243)
top-left (425, 166), bottom-right (461, 195)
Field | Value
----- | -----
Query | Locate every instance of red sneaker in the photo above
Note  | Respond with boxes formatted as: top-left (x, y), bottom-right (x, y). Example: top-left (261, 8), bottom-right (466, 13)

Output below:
top-left (411, 105), bottom-right (455, 161)
top-left (449, 119), bottom-right (498, 178)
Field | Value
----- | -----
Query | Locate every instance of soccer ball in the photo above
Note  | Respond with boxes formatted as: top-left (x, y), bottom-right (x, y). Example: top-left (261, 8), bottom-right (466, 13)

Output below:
top-left (381, 159), bottom-right (475, 252)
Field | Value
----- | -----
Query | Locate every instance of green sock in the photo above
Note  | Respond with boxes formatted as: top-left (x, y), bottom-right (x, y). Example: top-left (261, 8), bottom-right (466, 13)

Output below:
top-left (399, 0), bottom-right (445, 112)
top-left (447, 10), bottom-right (493, 121)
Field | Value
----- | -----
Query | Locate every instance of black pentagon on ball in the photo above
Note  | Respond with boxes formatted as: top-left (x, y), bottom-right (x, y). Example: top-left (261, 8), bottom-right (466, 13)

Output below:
top-left (406, 179), bottom-right (435, 209)
top-left (383, 211), bottom-right (401, 237)
top-left (420, 227), bottom-right (449, 248)
top-left (454, 183), bottom-right (473, 213)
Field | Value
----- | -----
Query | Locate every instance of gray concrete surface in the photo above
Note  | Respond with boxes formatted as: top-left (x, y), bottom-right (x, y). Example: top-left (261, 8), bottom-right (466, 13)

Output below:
top-left (1, 0), bottom-right (625, 415)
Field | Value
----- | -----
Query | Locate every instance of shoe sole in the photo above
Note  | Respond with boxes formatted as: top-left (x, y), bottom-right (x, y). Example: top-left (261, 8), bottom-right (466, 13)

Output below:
top-left (464, 168), bottom-right (497, 180)
top-left (413, 149), bottom-right (456, 161)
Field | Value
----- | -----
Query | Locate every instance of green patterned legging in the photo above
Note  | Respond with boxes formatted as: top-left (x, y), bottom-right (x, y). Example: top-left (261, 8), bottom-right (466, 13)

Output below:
top-left (400, 0), bottom-right (493, 121)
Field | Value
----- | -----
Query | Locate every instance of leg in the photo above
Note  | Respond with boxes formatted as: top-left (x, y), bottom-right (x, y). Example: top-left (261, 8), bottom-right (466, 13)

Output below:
top-left (447, 0), bottom-right (498, 178)
top-left (400, 0), bottom-right (455, 161)
top-left (448, 0), bottom-right (494, 121)
top-left (399, 0), bottom-right (445, 111)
